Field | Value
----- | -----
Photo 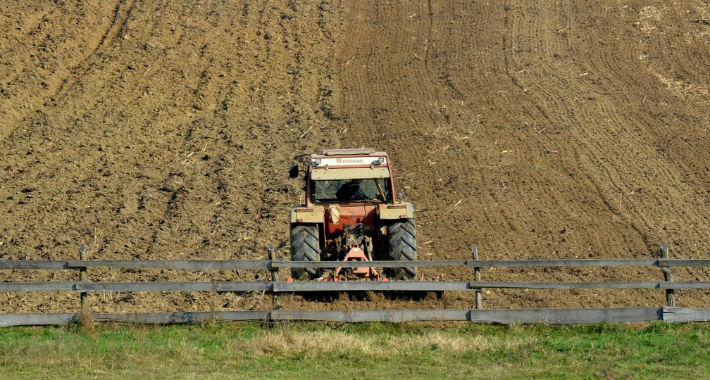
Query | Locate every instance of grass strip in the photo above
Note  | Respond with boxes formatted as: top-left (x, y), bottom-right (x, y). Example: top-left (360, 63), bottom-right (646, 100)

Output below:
top-left (0, 321), bottom-right (707, 379)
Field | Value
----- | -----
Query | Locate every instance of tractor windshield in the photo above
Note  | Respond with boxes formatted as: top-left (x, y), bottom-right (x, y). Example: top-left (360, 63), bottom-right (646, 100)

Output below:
top-left (311, 178), bottom-right (391, 203)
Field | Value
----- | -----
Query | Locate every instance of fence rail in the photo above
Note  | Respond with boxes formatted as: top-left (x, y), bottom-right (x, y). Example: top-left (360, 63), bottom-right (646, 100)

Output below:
top-left (1, 258), bottom-right (708, 270)
top-left (1, 308), bottom-right (709, 326)
top-left (1, 280), bottom-right (709, 293)
top-left (1, 244), bottom-right (708, 325)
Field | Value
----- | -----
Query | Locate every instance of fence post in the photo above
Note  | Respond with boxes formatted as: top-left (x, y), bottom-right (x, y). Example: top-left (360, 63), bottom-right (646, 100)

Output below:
top-left (472, 246), bottom-right (482, 310)
top-left (661, 244), bottom-right (675, 307)
top-left (268, 243), bottom-right (281, 310)
top-left (210, 279), bottom-right (217, 325)
top-left (78, 245), bottom-right (88, 314)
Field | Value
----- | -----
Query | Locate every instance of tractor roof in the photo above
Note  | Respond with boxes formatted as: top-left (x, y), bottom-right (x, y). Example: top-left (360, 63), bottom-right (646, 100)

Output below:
top-left (309, 149), bottom-right (390, 170)
top-left (317, 148), bottom-right (386, 157)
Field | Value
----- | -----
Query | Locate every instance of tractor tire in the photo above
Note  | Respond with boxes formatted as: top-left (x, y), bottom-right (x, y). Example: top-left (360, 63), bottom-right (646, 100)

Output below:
top-left (386, 219), bottom-right (417, 280)
top-left (290, 224), bottom-right (322, 280)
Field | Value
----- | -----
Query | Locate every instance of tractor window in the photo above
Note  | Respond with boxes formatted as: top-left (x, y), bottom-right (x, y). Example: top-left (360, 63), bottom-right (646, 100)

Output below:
top-left (311, 178), bottom-right (391, 203)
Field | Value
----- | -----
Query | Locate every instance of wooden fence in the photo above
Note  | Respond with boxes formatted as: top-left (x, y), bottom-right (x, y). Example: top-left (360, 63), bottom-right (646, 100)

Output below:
top-left (1, 245), bottom-right (709, 326)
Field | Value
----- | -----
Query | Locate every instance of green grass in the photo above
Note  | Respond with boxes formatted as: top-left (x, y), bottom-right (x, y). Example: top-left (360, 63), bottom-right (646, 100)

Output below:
top-left (0, 322), bottom-right (707, 379)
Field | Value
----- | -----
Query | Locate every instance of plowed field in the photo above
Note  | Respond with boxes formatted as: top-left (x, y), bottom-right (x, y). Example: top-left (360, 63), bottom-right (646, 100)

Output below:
top-left (1, 1), bottom-right (708, 313)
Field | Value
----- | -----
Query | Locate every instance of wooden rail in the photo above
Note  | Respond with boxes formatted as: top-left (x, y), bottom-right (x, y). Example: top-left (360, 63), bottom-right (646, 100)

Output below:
top-left (1, 280), bottom-right (709, 293)
top-left (0, 245), bottom-right (707, 325)
top-left (1, 308), bottom-right (709, 326)
top-left (1, 258), bottom-right (708, 270)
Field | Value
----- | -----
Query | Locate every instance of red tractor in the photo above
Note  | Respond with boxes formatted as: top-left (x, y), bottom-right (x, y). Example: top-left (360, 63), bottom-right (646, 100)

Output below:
top-left (288, 148), bottom-right (416, 281)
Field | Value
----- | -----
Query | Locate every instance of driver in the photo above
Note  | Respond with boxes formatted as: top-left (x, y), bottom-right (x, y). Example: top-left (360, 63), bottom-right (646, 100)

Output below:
top-left (336, 179), bottom-right (368, 201)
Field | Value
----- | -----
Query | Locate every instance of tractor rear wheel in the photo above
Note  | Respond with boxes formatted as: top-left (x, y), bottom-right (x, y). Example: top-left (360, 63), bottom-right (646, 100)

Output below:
top-left (290, 224), bottom-right (322, 280)
top-left (386, 219), bottom-right (417, 280)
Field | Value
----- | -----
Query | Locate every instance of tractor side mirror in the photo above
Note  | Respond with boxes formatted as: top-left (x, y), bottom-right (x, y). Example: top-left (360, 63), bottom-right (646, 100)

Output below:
top-left (289, 164), bottom-right (299, 178)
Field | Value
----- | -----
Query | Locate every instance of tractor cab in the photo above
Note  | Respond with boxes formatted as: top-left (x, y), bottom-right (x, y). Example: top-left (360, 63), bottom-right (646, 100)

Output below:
top-left (305, 148), bottom-right (393, 205)
top-left (288, 149), bottom-right (417, 281)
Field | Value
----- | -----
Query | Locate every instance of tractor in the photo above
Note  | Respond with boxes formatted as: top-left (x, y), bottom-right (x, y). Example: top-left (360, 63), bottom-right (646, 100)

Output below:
top-left (288, 148), bottom-right (416, 281)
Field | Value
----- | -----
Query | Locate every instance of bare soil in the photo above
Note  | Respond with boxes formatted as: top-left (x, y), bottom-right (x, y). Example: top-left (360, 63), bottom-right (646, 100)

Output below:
top-left (0, 0), bottom-right (708, 313)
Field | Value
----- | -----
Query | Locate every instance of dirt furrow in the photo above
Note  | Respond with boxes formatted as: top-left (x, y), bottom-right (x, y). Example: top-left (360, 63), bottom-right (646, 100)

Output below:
top-left (333, 0), bottom-right (708, 308)
top-left (0, 1), bottom-right (121, 142)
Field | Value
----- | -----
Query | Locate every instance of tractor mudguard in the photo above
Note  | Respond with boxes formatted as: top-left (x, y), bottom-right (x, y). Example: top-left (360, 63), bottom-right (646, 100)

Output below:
top-left (289, 205), bottom-right (325, 223)
top-left (377, 202), bottom-right (414, 220)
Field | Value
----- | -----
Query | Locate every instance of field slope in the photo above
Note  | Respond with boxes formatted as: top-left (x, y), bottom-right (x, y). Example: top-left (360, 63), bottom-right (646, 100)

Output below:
top-left (0, 1), bottom-right (707, 312)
